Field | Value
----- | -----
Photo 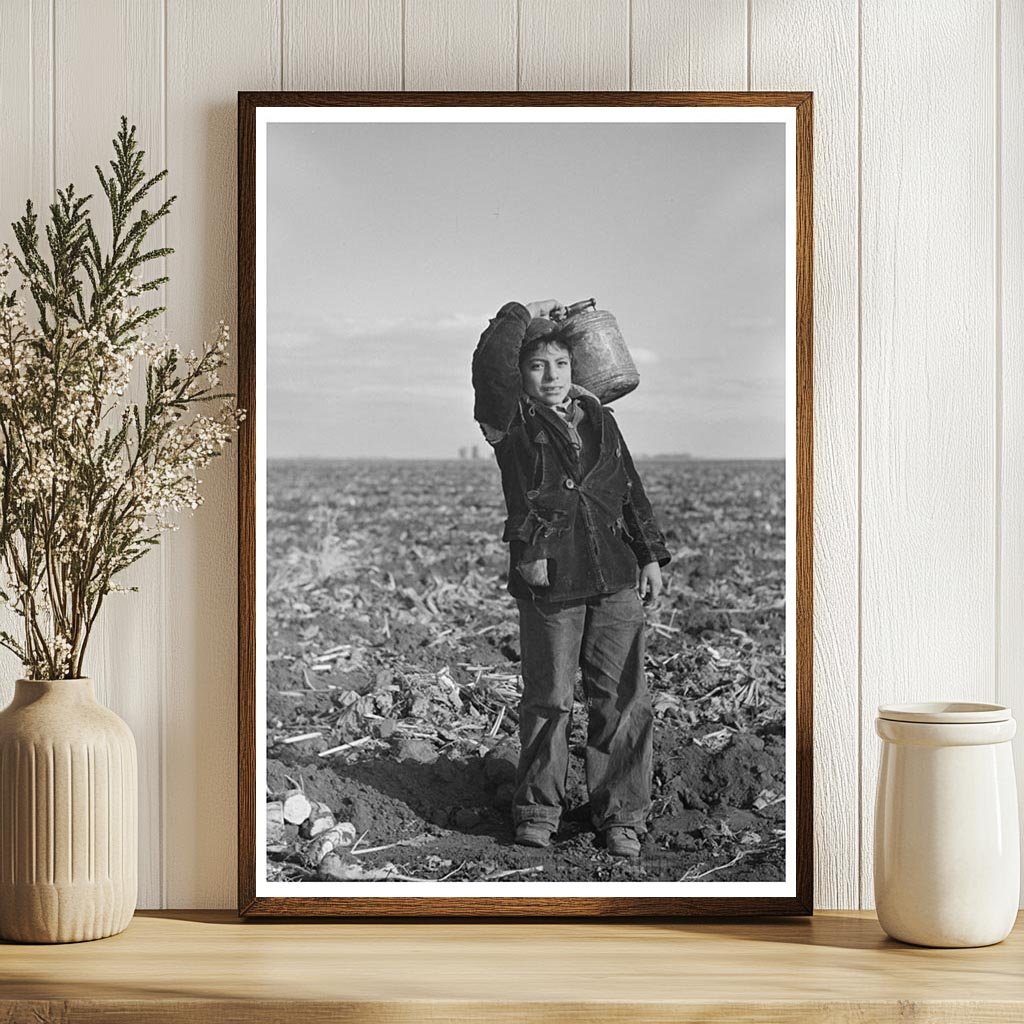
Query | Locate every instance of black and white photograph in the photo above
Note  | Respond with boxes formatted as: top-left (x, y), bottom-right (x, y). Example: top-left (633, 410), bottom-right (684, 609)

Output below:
top-left (244, 98), bottom-right (809, 910)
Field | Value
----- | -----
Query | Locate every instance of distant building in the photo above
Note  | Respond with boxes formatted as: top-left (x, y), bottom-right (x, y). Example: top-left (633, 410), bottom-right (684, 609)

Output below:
top-left (471, 445), bottom-right (480, 460)
top-left (459, 447), bottom-right (467, 459)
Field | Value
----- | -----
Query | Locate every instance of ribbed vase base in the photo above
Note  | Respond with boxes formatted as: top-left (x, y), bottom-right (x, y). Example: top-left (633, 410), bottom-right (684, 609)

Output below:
top-left (0, 678), bottom-right (138, 945)
top-left (0, 880), bottom-right (135, 943)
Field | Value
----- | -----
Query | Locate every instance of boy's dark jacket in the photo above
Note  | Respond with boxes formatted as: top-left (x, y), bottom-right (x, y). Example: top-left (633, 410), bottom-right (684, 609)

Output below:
top-left (474, 301), bottom-right (672, 602)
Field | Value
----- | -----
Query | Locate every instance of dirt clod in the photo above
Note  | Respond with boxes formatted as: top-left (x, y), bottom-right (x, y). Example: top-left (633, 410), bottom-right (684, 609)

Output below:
top-left (393, 738), bottom-right (439, 764)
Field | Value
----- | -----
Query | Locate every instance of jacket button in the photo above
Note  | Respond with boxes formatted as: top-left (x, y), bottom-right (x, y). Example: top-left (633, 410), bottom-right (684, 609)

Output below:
top-left (564, 478), bottom-right (575, 489)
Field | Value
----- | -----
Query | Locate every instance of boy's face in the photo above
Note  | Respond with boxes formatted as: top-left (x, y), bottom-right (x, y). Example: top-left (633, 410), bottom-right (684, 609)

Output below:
top-left (520, 341), bottom-right (572, 407)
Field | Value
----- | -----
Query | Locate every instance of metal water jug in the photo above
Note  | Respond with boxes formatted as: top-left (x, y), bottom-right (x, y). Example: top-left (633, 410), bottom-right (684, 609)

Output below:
top-left (555, 298), bottom-right (639, 404)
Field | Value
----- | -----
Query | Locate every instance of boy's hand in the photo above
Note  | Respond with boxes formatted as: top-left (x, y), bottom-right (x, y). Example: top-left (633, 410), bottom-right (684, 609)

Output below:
top-left (638, 562), bottom-right (663, 604)
top-left (525, 298), bottom-right (565, 320)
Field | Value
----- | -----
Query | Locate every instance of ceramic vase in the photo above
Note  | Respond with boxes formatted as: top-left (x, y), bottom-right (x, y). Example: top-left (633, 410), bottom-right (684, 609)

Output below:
top-left (0, 677), bottom-right (137, 943)
top-left (874, 701), bottom-right (1019, 948)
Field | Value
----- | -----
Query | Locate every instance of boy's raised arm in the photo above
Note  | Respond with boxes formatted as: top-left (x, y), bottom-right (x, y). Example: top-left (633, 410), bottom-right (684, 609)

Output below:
top-left (472, 302), bottom-right (532, 439)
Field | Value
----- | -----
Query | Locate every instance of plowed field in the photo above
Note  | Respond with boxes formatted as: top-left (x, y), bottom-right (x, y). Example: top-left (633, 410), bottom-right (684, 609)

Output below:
top-left (266, 457), bottom-right (787, 884)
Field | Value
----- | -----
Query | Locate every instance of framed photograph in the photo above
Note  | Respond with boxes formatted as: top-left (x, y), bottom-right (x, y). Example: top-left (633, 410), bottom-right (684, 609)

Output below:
top-left (238, 91), bottom-right (813, 917)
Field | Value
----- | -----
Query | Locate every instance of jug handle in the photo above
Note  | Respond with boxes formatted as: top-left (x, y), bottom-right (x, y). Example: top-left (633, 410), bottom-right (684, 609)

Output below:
top-left (556, 297), bottom-right (596, 321)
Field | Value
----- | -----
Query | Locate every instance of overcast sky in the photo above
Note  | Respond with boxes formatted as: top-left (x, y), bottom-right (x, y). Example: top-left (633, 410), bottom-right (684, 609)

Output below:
top-left (267, 120), bottom-right (785, 459)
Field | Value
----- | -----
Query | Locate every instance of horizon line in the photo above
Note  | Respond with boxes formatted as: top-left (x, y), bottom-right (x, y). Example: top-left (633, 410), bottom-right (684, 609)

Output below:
top-left (266, 454), bottom-right (786, 463)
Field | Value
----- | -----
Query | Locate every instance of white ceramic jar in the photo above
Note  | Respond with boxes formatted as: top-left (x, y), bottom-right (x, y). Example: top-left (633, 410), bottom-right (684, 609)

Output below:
top-left (874, 702), bottom-right (1019, 947)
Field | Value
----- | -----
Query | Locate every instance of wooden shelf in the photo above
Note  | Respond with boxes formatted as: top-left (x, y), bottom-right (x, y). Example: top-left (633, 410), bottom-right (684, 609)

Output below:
top-left (2, 910), bottom-right (1022, 1022)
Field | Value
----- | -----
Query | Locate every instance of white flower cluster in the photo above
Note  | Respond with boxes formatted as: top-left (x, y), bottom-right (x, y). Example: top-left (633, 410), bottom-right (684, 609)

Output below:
top-left (39, 633), bottom-right (73, 678)
top-left (137, 401), bottom-right (237, 517)
top-left (0, 244), bottom-right (244, 677)
top-left (0, 250), bottom-right (44, 406)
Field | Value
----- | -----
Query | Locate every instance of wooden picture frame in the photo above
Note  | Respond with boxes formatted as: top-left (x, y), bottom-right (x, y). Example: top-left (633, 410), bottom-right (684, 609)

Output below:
top-left (238, 91), bottom-right (813, 918)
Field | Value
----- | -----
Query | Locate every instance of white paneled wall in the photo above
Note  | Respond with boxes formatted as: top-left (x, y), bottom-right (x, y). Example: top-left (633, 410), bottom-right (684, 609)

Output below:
top-left (859, 1), bottom-right (999, 909)
top-left (750, 0), bottom-right (860, 913)
top-left (0, 0), bottom-right (1018, 910)
top-left (1005, 0), bottom-right (1024, 910)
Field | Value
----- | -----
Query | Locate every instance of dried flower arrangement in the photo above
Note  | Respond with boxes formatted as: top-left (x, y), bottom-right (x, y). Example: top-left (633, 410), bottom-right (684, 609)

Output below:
top-left (0, 118), bottom-right (243, 679)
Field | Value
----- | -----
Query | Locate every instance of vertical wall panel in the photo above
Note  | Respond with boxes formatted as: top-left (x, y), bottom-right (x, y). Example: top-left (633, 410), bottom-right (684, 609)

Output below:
top-left (860, 1), bottom-right (997, 908)
top-left (284, 0), bottom-right (401, 90)
top-left (751, 0), bottom-right (860, 911)
top-left (632, 0), bottom-right (746, 90)
top-left (54, 0), bottom-right (166, 909)
top-left (405, 0), bottom-right (516, 90)
top-left (519, 0), bottom-right (628, 90)
top-left (0, 0), bottom-right (53, 698)
top-left (1001, 0), bottom-right (1024, 902)
top-left (0, 0), bottom-right (51, 233)
top-left (165, 0), bottom-right (279, 908)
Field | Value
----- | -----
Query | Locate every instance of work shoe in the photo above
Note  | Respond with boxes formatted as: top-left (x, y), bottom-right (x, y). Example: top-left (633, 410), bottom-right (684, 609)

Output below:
top-left (604, 826), bottom-right (641, 858)
top-left (515, 822), bottom-right (555, 848)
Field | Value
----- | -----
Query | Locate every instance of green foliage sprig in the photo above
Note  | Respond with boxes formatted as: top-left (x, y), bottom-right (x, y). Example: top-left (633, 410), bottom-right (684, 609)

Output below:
top-left (0, 117), bottom-right (244, 679)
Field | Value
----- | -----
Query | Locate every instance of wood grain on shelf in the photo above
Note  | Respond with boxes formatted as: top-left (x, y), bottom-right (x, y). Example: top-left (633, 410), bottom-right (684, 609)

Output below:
top-left (1, 911), bottom-right (1023, 1023)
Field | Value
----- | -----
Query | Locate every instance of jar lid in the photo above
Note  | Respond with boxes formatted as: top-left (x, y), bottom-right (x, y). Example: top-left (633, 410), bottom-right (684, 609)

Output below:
top-left (877, 701), bottom-right (1011, 724)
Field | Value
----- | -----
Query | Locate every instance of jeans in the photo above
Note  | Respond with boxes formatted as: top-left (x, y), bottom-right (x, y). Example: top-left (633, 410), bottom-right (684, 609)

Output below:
top-left (513, 587), bottom-right (653, 833)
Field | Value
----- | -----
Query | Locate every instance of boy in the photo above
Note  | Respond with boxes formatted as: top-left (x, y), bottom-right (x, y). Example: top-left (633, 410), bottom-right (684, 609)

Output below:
top-left (472, 299), bottom-right (671, 858)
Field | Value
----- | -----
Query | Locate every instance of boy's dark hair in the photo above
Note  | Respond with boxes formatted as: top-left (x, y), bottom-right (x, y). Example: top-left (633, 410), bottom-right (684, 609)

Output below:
top-left (518, 328), bottom-right (575, 369)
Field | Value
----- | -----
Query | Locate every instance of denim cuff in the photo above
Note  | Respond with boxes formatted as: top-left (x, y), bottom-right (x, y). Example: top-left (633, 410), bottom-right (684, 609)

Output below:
top-left (512, 806), bottom-right (562, 828)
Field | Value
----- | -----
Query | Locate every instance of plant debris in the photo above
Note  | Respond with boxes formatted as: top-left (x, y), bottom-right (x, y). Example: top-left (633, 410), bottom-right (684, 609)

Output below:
top-left (265, 458), bottom-right (786, 883)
